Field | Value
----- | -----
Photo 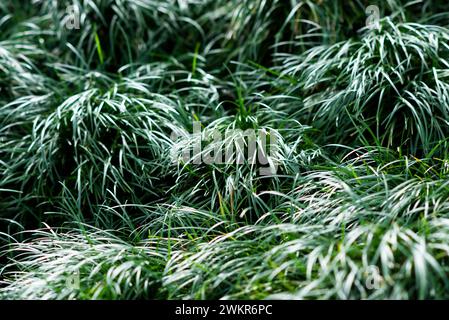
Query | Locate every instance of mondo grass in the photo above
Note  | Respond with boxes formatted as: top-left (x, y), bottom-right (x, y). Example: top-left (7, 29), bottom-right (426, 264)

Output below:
top-left (2, 0), bottom-right (449, 300)
top-left (275, 18), bottom-right (449, 154)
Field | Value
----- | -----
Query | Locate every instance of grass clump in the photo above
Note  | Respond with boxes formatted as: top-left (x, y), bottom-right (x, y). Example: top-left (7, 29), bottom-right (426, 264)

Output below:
top-left (2, 0), bottom-right (449, 300)
top-left (276, 18), bottom-right (449, 153)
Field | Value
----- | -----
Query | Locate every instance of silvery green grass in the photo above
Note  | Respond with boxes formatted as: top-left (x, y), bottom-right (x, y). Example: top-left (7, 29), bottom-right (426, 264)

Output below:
top-left (1, 0), bottom-right (449, 299)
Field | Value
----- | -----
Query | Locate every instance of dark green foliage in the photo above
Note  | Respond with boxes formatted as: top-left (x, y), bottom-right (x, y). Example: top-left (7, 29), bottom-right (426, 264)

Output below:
top-left (2, 0), bottom-right (449, 300)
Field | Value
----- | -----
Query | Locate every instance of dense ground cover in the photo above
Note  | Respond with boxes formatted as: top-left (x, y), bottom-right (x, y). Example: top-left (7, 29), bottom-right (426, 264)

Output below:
top-left (1, 0), bottom-right (449, 299)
